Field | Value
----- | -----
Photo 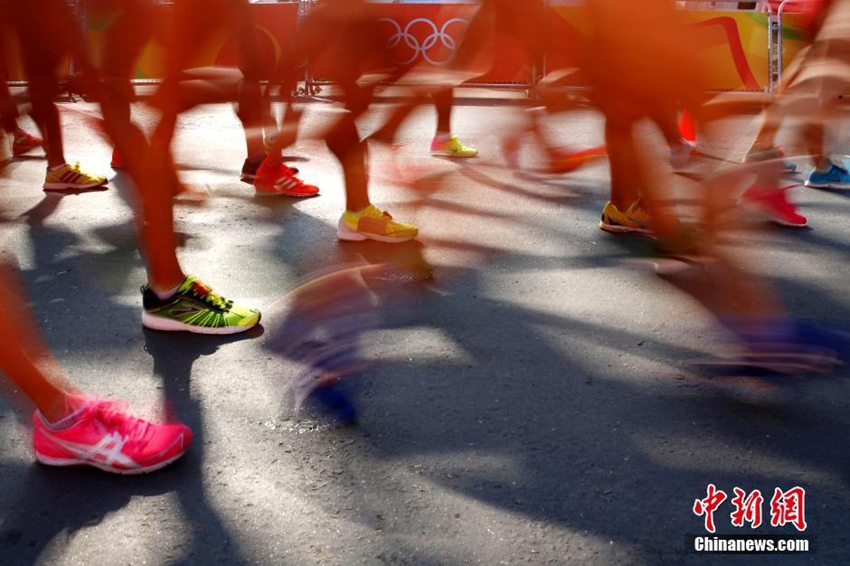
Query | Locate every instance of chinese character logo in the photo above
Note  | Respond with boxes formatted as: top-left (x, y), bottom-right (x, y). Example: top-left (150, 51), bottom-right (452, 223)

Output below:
top-left (730, 488), bottom-right (764, 528)
top-left (770, 487), bottom-right (807, 532)
top-left (694, 485), bottom-right (808, 533)
top-left (693, 484), bottom-right (727, 533)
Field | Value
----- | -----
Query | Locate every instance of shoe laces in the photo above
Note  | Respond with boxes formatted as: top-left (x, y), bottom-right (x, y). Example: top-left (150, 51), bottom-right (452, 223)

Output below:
top-left (67, 161), bottom-right (97, 180)
top-left (629, 197), bottom-right (648, 216)
top-left (363, 205), bottom-right (393, 220)
top-left (448, 136), bottom-right (471, 151)
top-left (92, 402), bottom-right (153, 446)
top-left (275, 167), bottom-right (308, 188)
top-left (187, 279), bottom-right (233, 311)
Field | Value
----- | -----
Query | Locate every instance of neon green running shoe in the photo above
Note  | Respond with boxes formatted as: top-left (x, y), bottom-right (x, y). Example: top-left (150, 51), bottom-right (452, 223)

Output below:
top-left (430, 134), bottom-right (478, 158)
top-left (141, 276), bottom-right (260, 335)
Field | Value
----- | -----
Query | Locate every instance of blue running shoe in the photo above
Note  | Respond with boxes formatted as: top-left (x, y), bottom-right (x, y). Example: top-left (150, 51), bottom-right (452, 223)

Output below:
top-left (306, 383), bottom-right (357, 426)
top-left (804, 163), bottom-right (850, 189)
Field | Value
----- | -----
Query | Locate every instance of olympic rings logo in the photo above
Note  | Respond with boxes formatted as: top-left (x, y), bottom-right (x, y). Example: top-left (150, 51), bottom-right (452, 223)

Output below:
top-left (378, 17), bottom-right (469, 66)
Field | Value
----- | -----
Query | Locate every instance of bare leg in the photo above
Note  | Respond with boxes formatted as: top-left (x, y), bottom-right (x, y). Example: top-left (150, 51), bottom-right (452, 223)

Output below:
top-left (0, 260), bottom-right (79, 422)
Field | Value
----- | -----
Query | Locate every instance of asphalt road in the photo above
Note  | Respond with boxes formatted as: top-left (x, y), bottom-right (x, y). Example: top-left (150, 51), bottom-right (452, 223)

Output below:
top-left (0, 94), bottom-right (848, 565)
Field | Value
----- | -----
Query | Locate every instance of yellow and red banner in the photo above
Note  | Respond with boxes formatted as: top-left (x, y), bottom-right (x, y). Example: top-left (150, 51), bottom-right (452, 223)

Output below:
top-left (84, 3), bottom-right (299, 80)
top-left (2, 4), bottom-right (811, 92)
top-left (548, 8), bottom-right (771, 91)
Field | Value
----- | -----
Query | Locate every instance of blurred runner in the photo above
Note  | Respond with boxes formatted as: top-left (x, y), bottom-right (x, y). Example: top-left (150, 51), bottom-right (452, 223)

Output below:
top-left (272, 0), bottom-right (419, 243)
top-left (0, 223), bottom-right (192, 473)
top-left (739, 0), bottom-right (831, 227)
top-left (145, 0), bottom-right (318, 198)
top-left (0, 0), bottom-right (106, 191)
top-left (20, 0), bottom-right (263, 335)
top-left (587, 0), bottom-right (703, 241)
top-left (0, 75), bottom-right (43, 157)
top-left (586, 0), bottom-right (841, 376)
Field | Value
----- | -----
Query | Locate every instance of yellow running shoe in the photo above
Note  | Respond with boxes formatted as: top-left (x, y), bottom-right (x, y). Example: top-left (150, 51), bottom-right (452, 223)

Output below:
top-left (430, 134), bottom-right (478, 158)
top-left (141, 276), bottom-right (260, 335)
top-left (43, 162), bottom-right (107, 191)
top-left (599, 199), bottom-right (653, 235)
top-left (338, 205), bottom-right (419, 243)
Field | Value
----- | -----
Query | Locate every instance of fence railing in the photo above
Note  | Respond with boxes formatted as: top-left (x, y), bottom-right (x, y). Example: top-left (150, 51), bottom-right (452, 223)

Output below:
top-left (3, 0), bottom-right (814, 95)
top-left (774, 0), bottom-right (820, 84)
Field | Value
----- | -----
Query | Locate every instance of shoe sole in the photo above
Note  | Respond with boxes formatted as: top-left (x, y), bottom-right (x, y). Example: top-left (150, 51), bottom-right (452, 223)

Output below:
top-left (739, 201), bottom-right (808, 227)
top-left (619, 256), bottom-right (704, 275)
top-left (13, 148), bottom-right (41, 156)
top-left (35, 449), bottom-right (188, 475)
top-left (599, 220), bottom-right (654, 235)
top-left (44, 181), bottom-right (107, 191)
top-left (430, 150), bottom-right (478, 158)
top-left (804, 180), bottom-right (850, 189)
top-left (767, 217), bottom-right (807, 227)
top-left (750, 212), bottom-right (807, 227)
top-left (142, 311), bottom-right (260, 335)
top-left (742, 160), bottom-right (796, 174)
top-left (255, 190), bottom-right (319, 198)
top-left (337, 223), bottom-right (417, 243)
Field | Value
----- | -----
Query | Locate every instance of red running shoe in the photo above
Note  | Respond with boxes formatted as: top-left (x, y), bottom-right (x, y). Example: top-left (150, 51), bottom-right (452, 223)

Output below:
top-left (740, 184), bottom-right (807, 227)
top-left (110, 148), bottom-right (125, 169)
top-left (549, 145), bottom-right (607, 174)
top-left (12, 128), bottom-right (43, 156)
top-left (33, 399), bottom-right (192, 474)
top-left (254, 157), bottom-right (319, 198)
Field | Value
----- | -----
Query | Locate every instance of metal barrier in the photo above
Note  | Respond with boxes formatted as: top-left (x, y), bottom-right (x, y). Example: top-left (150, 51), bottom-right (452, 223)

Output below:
top-left (301, 0), bottom-right (538, 95)
top-left (774, 0), bottom-right (819, 84)
top-left (4, 0), bottom-right (782, 94)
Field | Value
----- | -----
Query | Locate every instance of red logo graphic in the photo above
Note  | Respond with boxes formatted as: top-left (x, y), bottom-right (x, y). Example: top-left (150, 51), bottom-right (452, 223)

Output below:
top-left (693, 484), bottom-right (728, 534)
top-left (730, 488), bottom-right (764, 529)
top-left (770, 487), bottom-right (807, 532)
top-left (694, 485), bottom-right (808, 532)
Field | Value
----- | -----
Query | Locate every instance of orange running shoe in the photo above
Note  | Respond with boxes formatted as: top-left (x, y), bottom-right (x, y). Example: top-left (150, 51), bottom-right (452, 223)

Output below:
top-left (549, 145), bottom-right (607, 174)
top-left (253, 157), bottom-right (319, 198)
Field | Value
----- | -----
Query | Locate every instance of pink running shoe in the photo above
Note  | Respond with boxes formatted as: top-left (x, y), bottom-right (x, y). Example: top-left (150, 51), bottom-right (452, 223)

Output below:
top-left (12, 128), bottom-right (43, 156)
top-left (33, 399), bottom-right (192, 474)
top-left (740, 184), bottom-right (807, 227)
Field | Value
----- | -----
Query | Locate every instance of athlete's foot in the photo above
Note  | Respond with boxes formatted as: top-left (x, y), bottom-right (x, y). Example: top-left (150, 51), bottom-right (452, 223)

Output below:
top-left (110, 148), bottom-right (125, 169)
top-left (599, 199), bottom-right (653, 235)
top-left (338, 205), bottom-right (418, 243)
top-left (253, 156), bottom-right (320, 197)
top-left (43, 162), bottom-right (108, 191)
top-left (33, 397), bottom-right (192, 474)
top-left (141, 276), bottom-right (261, 334)
top-left (805, 162), bottom-right (850, 189)
top-left (305, 382), bottom-right (357, 426)
top-left (549, 146), bottom-right (607, 174)
top-left (430, 134), bottom-right (478, 158)
top-left (12, 128), bottom-right (43, 156)
top-left (739, 184), bottom-right (807, 227)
